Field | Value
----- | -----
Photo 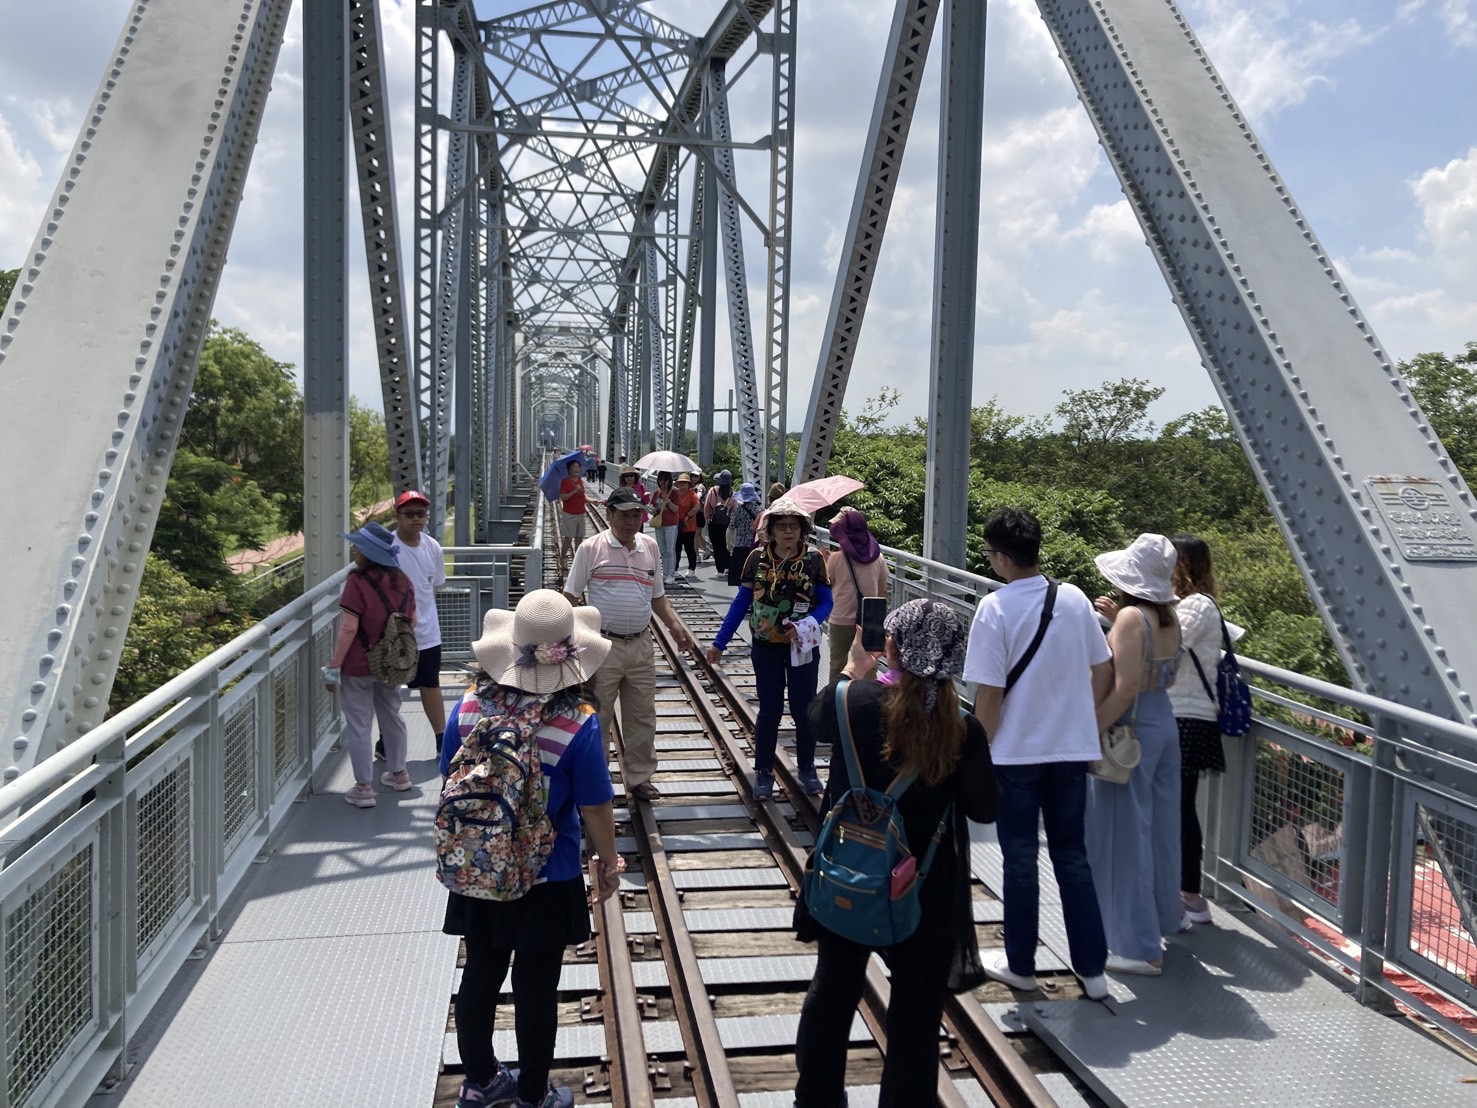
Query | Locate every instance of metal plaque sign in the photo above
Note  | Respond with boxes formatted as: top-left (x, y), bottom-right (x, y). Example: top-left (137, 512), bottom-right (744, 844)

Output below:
top-left (1366, 477), bottom-right (1477, 561)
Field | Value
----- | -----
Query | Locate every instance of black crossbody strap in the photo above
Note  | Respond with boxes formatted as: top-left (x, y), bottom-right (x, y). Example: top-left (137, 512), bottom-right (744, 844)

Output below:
top-left (1187, 595), bottom-right (1226, 704)
top-left (1004, 578), bottom-right (1057, 695)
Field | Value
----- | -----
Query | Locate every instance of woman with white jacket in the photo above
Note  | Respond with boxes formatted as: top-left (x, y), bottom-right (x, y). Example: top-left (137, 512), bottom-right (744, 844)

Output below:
top-left (1167, 534), bottom-right (1244, 925)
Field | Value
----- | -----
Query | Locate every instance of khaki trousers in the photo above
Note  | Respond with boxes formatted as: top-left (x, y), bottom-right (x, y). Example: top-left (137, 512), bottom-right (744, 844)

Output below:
top-left (593, 634), bottom-right (659, 786)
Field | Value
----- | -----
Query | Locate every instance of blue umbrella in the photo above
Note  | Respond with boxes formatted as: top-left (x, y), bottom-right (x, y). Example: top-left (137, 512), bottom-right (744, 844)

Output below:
top-left (540, 449), bottom-right (587, 502)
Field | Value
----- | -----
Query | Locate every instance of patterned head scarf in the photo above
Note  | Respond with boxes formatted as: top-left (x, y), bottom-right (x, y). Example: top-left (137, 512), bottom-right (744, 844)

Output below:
top-left (882, 598), bottom-right (967, 711)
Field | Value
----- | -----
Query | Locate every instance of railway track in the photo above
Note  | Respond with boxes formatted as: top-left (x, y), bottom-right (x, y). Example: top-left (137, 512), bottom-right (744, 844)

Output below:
top-left (435, 492), bottom-right (1102, 1107)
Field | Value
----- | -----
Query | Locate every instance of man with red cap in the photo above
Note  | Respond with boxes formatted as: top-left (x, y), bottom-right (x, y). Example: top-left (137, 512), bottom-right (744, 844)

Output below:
top-left (391, 489), bottom-right (449, 752)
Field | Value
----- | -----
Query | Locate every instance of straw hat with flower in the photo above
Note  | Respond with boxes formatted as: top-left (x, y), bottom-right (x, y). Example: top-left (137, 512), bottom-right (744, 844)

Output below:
top-left (471, 589), bottom-right (610, 695)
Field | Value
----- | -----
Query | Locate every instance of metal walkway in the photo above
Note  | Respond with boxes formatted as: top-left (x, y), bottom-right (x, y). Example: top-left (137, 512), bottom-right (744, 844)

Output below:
top-left (85, 697), bottom-right (458, 1107)
top-left (76, 567), bottom-right (1477, 1107)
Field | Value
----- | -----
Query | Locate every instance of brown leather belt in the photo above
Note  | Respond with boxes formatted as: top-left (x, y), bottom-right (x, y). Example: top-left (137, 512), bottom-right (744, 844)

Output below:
top-left (601, 627), bottom-right (647, 641)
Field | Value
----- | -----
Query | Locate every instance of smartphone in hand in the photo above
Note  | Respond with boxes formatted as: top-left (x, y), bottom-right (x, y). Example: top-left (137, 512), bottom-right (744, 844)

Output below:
top-left (860, 596), bottom-right (888, 653)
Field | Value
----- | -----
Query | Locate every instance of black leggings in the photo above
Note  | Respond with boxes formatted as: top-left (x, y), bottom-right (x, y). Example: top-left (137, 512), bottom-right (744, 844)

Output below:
top-left (795, 929), bottom-right (951, 1107)
top-left (1182, 768), bottom-right (1203, 894)
top-left (678, 529), bottom-right (698, 571)
top-left (456, 937), bottom-right (565, 1101)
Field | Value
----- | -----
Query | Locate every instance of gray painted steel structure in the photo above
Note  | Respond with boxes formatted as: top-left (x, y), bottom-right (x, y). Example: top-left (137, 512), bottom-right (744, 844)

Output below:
top-left (922, 0), bottom-right (986, 567)
top-left (303, 0), bottom-right (351, 590)
top-left (0, 0), bottom-right (294, 775)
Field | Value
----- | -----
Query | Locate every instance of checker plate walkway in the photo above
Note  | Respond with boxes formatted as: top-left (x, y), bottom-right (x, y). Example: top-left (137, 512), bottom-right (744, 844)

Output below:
top-left (85, 702), bottom-right (458, 1107)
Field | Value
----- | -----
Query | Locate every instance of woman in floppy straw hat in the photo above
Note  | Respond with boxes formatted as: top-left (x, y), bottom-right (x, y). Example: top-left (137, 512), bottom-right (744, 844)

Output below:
top-left (794, 598), bottom-right (997, 1105)
top-left (706, 497), bottom-right (834, 800)
top-left (437, 589), bottom-right (622, 1108)
top-left (1087, 533), bottom-right (1186, 977)
top-left (617, 465), bottom-right (651, 527)
top-left (321, 521), bottom-right (416, 808)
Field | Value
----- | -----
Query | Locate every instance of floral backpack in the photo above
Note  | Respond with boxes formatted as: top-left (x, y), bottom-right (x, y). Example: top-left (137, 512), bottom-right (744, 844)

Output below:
top-left (434, 688), bottom-right (560, 901)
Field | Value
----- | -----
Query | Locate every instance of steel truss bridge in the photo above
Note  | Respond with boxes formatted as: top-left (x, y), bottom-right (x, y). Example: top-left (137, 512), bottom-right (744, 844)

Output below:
top-left (4, 0), bottom-right (1477, 1103)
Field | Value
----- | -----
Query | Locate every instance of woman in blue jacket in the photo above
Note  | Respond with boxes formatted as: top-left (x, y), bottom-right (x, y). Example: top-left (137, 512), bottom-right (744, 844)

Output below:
top-left (706, 497), bottom-right (833, 799)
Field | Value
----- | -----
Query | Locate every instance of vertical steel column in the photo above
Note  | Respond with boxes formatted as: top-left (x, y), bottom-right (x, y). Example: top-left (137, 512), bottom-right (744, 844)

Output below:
top-left (644, 237), bottom-right (668, 451)
top-left (763, 0), bottom-right (797, 485)
top-left (481, 195), bottom-right (504, 534)
top-left (923, 0), bottom-right (986, 567)
top-left (610, 331), bottom-right (628, 460)
top-left (303, 0), bottom-right (349, 588)
top-left (664, 187), bottom-right (681, 450)
top-left (674, 160), bottom-right (705, 452)
top-left (454, 216), bottom-right (473, 547)
top-left (698, 154), bottom-right (718, 467)
top-left (413, 0), bottom-right (438, 502)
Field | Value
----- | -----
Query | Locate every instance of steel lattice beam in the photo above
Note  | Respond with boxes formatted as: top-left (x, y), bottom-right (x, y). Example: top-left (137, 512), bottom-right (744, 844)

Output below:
top-left (348, 0), bottom-right (422, 496)
top-left (761, 0), bottom-right (796, 486)
top-left (0, 0), bottom-right (293, 774)
top-left (1039, 0), bottom-right (1477, 739)
top-left (795, 0), bottom-right (941, 481)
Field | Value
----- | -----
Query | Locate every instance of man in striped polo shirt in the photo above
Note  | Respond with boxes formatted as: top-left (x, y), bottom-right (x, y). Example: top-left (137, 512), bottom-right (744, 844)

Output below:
top-left (564, 488), bottom-right (699, 800)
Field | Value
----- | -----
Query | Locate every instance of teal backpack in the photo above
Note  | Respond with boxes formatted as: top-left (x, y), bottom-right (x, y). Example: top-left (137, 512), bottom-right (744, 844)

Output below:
top-left (803, 680), bottom-right (950, 946)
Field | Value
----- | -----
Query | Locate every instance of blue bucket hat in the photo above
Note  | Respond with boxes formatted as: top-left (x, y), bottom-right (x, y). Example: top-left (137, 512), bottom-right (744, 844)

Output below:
top-left (734, 482), bottom-right (760, 505)
top-left (340, 521), bottom-right (400, 568)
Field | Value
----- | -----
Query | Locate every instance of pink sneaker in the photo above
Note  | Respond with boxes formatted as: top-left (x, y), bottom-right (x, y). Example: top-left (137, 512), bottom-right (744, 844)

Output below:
top-left (380, 770), bottom-right (412, 792)
top-left (344, 783), bottom-right (376, 808)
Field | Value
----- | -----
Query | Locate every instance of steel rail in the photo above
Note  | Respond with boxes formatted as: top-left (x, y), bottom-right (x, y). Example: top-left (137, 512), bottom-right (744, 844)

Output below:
top-left (658, 591), bottom-right (1057, 1108)
top-left (591, 882), bottom-right (651, 1108)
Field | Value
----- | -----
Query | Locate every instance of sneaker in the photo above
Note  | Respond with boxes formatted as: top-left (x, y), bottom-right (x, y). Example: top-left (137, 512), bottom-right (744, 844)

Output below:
top-left (753, 770), bottom-right (774, 801)
top-left (515, 1085), bottom-right (573, 1108)
top-left (380, 769), bottom-right (412, 791)
top-left (664, 575), bottom-right (675, 585)
top-left (797, 768), bottom-right (824, 797)
top-left (1105, 953), bottom-right (1163, 976)
top-left (456, 1063), bottom-right (517, 1106)
top-left (1077, 972), bottom-right (1109, 1001)
top-left (1176, 911), bottom-right (1195, 934)
top-left (344, 783), bottom-right (376, 808)
top-left (374, 738), bottom-right (385, 761)
top-left (982, 950), bottom-right (1037, 992)
top-left (1181, 892), bottom-right (1212, 925)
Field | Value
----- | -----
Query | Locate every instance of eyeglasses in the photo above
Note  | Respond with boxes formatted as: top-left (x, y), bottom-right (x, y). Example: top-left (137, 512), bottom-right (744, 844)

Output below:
top-left (399, 509), bottom-right (428, 519)
top-left (984, 547), bottom-right (1000, 556)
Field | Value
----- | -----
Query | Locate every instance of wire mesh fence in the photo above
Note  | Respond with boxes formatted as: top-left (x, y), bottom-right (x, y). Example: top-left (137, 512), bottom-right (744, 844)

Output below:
top-left (136, 761), bottom-right (192, 960)
top-left (4, 845), bottom-right (94, 1107)
top-left (1247, 736), bottom-right (1346, 908)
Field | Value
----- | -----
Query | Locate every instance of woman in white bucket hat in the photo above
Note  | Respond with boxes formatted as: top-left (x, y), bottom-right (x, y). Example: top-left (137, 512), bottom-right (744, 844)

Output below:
top-left (1087, 533), bottom-right (1187, 977)
top-left (436, 589), bottom-right (621, 1108)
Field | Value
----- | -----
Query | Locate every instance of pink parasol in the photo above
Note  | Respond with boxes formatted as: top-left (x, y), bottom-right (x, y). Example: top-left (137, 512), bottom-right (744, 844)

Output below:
top-left (784, 474), bottom-right (864, 514)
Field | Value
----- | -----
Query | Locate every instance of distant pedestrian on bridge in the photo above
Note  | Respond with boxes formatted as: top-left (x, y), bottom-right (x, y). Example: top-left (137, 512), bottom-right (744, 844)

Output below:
top-left (706, 497), bottom-right (832, 800)
top-left (825, 507), bottom-right (889, 682)
top-left (794, 599), bottom-right (996, 1108)
top-left (725, 482), bottom-right (761, 587)
top-left (963, 507), bottom-right (1111, 1000)
top-left (390, 489), bottom-right (448, 757)
top-left (703, 469), bottom-right (735, 576)
top-left (320, 522), bottom-right (415, 809)
top-left (563, 487), bottom-right (699, 800)
top-left (617, 465), bottom-right (652, 528)
top-left (438, 590), bottom-right (622, 1108)
top-left (650, 471), bottom-right (679, 582)
top-left (673, 473), bottom-right (702, 576)
top-left (557, 458), bottom-right (588, 569)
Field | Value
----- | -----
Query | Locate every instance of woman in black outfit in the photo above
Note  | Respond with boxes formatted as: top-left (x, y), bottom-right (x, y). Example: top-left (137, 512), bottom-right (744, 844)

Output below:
top-left (794, 598), bottom-right (999, 1108)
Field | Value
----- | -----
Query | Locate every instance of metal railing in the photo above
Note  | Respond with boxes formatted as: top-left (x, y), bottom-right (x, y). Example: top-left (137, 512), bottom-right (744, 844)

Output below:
top-left (0, 523), bottom-right (544, 1108)
top-left (816, 532), bottom-right (1477, 1046)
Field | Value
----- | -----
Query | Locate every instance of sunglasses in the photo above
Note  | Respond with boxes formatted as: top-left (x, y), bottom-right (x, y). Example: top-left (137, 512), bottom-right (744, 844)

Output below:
top-left (399, 509), bottom-right (429, 519)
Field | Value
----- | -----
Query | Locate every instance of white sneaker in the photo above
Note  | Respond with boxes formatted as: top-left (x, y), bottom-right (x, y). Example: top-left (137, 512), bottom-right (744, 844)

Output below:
top-left (1078, 973), bottom-right (1109, 1001)
top-left (1105, 954), bottom-right (1163, 976)
top-left (664, 575), bottom-right (675, 585)
top-left (981, 950), bottom-right (1037, 992)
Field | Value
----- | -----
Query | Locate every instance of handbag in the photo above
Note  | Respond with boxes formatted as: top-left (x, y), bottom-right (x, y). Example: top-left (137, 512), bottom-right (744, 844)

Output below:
top-left (1188, 601), bottom-right (1254, 737)
top-left (1090, 608), bottom-right (1149, 783)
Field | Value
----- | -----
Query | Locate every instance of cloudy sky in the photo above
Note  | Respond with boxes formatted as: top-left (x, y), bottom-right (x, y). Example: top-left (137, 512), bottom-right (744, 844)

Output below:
top-left (1, 0), bottom-right (1474, 434)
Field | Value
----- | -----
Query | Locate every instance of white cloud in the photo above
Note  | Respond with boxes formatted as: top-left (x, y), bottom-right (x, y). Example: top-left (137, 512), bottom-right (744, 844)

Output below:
top-left (0, 110), bottom-right (45, 263)
top-left (1185, 1), bottom-right (1378, 121)
top-left (1414, 146), bottom-right (1477, 254)
top-left (1437, 0), bottom-right (1477, 45)
top-left (1064, 201), bottom-right (1144, 265)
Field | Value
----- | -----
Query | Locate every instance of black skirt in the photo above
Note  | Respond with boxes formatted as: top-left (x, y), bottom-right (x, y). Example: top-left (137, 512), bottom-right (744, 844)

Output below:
top-left (1177, 716), bottom-right (1226, 775)
top-left (443, 876), bottom-right (591, 952)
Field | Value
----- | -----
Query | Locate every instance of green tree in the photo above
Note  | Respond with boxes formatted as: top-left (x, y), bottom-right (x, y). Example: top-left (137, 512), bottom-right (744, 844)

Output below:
top-left (186, 325), bottom-right (304, 528)
top-left (0, 268), bottom-right (16, 313)
top-left (349, 399), bottom-right (392, 507)
top-left (152, 451), bottom-right (282, 592)
top-left (1400, 342), bottom-right (1477, 486)
top-left (112, 557), bottom-right (246, 711)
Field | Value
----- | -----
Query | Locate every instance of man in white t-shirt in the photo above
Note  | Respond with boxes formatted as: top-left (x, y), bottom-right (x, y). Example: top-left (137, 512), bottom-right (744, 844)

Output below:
top-left (391, 490), bottom-right (448, 754)
top-left (963, 507), bottom-right (1113, 1001)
